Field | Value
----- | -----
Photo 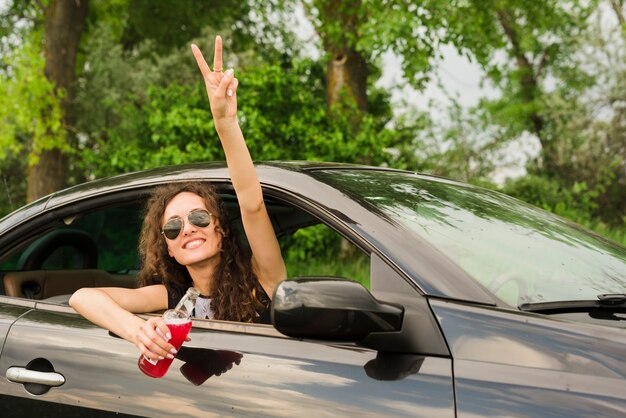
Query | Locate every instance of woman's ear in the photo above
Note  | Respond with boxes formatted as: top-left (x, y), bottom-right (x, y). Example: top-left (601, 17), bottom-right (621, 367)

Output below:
top-left (213, 218), bottom-right (223, 235)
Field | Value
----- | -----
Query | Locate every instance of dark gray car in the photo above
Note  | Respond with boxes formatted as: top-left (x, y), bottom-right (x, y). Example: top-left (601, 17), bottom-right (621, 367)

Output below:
top-left (0, 162), bottom-right (625, 417)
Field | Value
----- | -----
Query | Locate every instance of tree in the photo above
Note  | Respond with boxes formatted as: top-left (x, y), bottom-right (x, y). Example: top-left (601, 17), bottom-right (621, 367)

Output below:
top-left (1, 0), bottom-right (261, 207)
top-left (487, 0), bottom-right (625, 228)
top-left (0, 0), bottom-right (88, 202)
top-left (306, 0), bottom-right (368, 112)
top-left (27, 0), bottom-right (89, 201)
top-left (445, 0), bottom-right (596, 178)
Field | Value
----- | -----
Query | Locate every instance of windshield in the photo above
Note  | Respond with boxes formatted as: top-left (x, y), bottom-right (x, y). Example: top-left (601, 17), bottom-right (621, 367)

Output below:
top-left (317, 169), bottom-right (626, 307)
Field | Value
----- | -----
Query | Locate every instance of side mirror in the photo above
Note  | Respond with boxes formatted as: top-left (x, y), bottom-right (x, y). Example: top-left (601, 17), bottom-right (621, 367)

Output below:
top-left (271, 278), bottom-right (403, 342)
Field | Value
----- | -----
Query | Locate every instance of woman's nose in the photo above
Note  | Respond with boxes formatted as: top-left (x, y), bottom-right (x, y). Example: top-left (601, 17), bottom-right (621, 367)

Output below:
top-left (182, 219), bottom-right (197, 235)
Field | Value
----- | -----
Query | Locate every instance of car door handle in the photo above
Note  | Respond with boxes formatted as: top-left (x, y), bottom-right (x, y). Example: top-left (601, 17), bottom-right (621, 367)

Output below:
top-left (6, 367), bottom-right (65, 387)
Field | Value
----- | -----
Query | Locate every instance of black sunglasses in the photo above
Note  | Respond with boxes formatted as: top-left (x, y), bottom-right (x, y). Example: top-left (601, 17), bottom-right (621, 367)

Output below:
top-left (162, 209), bottom-right (212, 240)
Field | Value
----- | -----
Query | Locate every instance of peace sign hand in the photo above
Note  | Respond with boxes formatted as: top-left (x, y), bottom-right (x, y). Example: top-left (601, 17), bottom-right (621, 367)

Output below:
top-left (191, 35), bottom-right (238, 122)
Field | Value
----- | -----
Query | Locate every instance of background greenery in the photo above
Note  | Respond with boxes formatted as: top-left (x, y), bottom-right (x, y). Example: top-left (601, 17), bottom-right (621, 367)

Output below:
top-left (0, 0), bottom-right (624, 267)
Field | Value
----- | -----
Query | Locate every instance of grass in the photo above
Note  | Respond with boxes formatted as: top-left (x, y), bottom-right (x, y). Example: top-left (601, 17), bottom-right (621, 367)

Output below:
top-left (284, 253), bottom-right (371, 289)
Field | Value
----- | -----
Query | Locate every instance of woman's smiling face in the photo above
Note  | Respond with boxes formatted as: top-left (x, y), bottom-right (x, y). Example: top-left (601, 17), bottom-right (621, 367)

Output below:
top-left (162, 192), bottom-right (222, 267)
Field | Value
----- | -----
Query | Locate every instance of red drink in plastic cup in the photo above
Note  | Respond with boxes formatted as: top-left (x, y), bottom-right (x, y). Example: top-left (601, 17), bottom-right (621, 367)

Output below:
top-left (138, 318), bottom-right (192, 378)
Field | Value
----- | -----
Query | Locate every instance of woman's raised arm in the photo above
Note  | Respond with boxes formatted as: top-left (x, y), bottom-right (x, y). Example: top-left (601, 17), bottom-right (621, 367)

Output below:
top-left (191, 36), bottom-right (287, 297)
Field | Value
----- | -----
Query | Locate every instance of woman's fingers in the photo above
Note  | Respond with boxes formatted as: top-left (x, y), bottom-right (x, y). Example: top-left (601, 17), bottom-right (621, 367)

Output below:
top-left (227, 77), bottom-right (239, 98)
top-left (136, 318), bottom-right (175, 360)
top-left (216, 69), bottom-right (235, 97)
top-left (154, 318), bottom-right (172, 341)
top-left (137, 333), bottom-right (165, 360)
top-left (136, 341), bottom-right (153, 359)
top-left (138, 333), bottom-right (169, 359)
top-left (191, 35), bottom-right (237, 119)
top-left (191, 44), bottom-right (211, 78)
top-left (213, 35), bottom-right (223, 72)
top-left (191, 40), bottom-right (225, 99)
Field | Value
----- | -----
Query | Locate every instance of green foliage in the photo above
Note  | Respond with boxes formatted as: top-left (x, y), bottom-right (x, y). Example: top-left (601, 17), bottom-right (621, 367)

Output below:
top-left (280, 223), bottom-right (370, 287)
top-left (285, 254), bottom-right (370, 288)
top-left (87, 0), bottom-right (292, 64)
top-left (238, 59), bottom-right (395, 164)
top-left (427, 0), bottom-right (625, 233)
top-left (361, 0), bottom-right (453, 88)
top-left (391, 98), bottom-right (501, 184)
top-left (74, 19), bottom-right (400, 179)
top-left (0, 0), bottom-right (41, 43)
top-left (0, 29), bottom-right (67, 167)
top-left (79, 81), bottom-right (221, 177)
top-left (449, 0), bottom-right (596, 80)
top-left (0, 2), bottom-right (44, 212)
top-left (501, 174), bottom-right (626, 246)
top-left (445, 0), bottom-right (598, 176)
top-left (74, 23), bottom-right (222, 178)
top-left (117, 0), bottom-right (253, 53)
top-left (280, 223), bottom-right (339, 262)
top-left (0, 0), bottom-right (623, 250)
top-left (502, 175), bottom-right (595, 224)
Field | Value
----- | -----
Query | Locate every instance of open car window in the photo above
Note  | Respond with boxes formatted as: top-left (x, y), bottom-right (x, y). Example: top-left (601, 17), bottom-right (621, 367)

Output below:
top-left (0, 185), bottom-right (371, 304)
top-left (0, 204), bottom-right (143, 274)
top-left (279, 223), bottom-right (370, 289)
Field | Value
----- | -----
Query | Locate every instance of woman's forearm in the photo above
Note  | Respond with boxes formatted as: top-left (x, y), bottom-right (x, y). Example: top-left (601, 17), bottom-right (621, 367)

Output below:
top-left (69, 288), bottom-right (144, 343)
top-left (215, 118), bottom-right (264, 214)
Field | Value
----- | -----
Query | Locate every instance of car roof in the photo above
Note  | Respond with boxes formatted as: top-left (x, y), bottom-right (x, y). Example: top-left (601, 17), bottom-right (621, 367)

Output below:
top-left (43, 162), bottom-right (391, 201)
top-left (0, 161), bottom-right (391, 231)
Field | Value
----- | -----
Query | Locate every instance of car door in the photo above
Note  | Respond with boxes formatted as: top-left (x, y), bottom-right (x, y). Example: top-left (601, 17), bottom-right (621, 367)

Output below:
top-left (0, 298), bottom-right (34, 414)
top-left (0, 298), bottom-right (145, 418)
top-left (0, 262), bottom-right (455, 417)
top-left (0, 173), bottom-right (456, 416)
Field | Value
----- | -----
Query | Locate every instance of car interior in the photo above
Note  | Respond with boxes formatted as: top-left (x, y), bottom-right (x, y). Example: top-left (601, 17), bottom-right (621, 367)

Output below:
top-left (0, 186), bottom-right (370, 307)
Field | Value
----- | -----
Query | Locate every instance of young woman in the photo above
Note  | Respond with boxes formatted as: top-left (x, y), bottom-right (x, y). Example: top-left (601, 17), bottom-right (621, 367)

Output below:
top-left (69, 36), bottom-right (287, 363)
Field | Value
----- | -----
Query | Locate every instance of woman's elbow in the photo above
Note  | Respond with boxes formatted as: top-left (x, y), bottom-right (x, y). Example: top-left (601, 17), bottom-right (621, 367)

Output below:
top-left (69, 287), bottom-right (89, 309)
top-left (241, 197), bottom-right (265, 216)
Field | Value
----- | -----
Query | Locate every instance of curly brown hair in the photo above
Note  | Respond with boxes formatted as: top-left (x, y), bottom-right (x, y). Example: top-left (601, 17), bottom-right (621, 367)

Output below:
top-left (137, 181), bottom-right (269, 322)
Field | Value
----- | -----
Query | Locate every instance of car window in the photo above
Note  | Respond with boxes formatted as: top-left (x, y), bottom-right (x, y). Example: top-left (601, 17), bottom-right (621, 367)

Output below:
top-left (279, 222), bottom-right (370, 289)
top-left (0, 203), bottom-right (142, 273)
top-left (69, 204), bottom-right (143, 273)
top-left (0, 188), bottom-right (371, 304)
top-left (228, 192), bottom-right (371, 290)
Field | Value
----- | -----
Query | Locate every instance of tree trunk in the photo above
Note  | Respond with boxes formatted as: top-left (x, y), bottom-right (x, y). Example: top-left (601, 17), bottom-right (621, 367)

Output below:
top-left (27, 0), bottom-right (88, 202)
top-left (326, 45), bottom-right (368, 112)
top-left (315, 0), bottom-right (368, 113)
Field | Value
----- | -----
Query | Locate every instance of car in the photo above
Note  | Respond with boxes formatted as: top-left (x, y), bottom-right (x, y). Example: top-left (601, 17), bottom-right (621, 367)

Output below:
top-left (0, 161), bottom-right (624, 417)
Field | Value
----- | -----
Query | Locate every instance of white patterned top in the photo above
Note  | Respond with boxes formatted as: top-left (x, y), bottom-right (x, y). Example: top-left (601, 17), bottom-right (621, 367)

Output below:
top-left (193, 296), bottom-right (214, 319)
